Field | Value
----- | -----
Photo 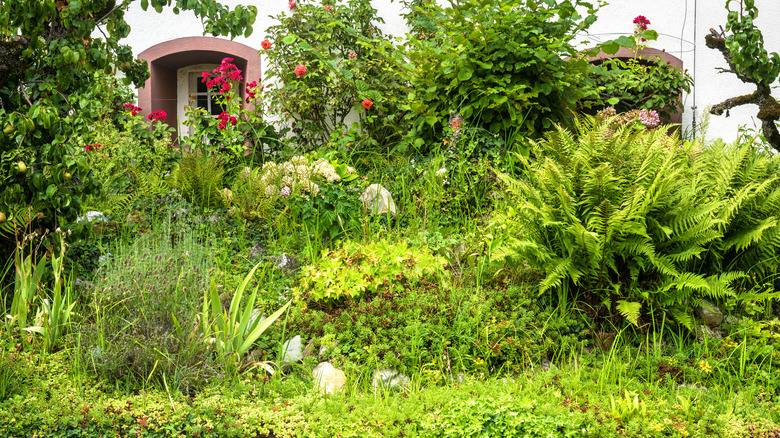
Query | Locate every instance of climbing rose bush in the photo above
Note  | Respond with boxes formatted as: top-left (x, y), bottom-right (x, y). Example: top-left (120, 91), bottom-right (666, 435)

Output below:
top-left (183, 58), bottom-right (285, 163)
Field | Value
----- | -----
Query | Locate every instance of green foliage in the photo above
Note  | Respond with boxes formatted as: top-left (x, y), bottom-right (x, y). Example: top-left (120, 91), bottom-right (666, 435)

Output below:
top-left (494, 115), bottom-right (780, 328)
top-left (168, 152), bottom-right (226, 210)
top-left (200, 261), bottom-right (291, 372)
top-left (295, 239), bottom-right (448, 304)
top-left (0, 0), bottom-right (255, 257)
top-left (84, 117), bottom-right (173, 215)
top-left (419, 394), bottom-right (590, 437)
top-left (705, 1), bottom-right (780, 152)
top-left (402, 0), bottom-right (601, 150)
top-left (80, 218), bottom-right (218, 392)
top-left (589, 56), bottom-right (693, 121)
top-left (693, 136), bottom-right (780, 286)
top-left (263, 0), bottom-right (408, 151)
top-left (228, 167), bottom-right (274, 220)
top-left (228, 154), bottom-right (361, 240)
top-left (723, 0), bottom-right (780, 86)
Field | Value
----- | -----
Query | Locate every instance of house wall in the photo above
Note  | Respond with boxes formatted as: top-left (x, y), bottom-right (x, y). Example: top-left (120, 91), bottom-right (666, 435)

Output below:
top-left (122, 0), bottom-right (780, 144)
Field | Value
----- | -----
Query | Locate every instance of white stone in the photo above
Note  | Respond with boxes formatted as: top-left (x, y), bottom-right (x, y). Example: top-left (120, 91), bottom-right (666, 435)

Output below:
top-left (282, 335), bottom-right (303, 364)
top-left (313, 362), bottom-right (347, 395)
top-left (359, 184), bottom-right (396, 215)
top-left (77, 211), bottom-right (108, 223)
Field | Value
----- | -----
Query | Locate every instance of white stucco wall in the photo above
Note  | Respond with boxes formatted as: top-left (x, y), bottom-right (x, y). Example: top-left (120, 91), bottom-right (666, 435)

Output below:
top-left (121, 0), bottom-right (780, 144)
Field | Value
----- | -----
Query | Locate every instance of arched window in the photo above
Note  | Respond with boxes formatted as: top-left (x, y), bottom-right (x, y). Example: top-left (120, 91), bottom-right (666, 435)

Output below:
top-left (137, 37), bottom-right (260, 139)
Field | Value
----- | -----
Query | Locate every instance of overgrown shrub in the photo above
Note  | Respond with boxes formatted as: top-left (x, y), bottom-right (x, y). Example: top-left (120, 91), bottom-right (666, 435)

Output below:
top-left (78, 219), bottom-right (219, 392)
top-left (263, 0), bottom-right (408, 152)
top-left (402, 0), bottom-right (601, 152)
top-left (83, 116), bottom-right (174, 215)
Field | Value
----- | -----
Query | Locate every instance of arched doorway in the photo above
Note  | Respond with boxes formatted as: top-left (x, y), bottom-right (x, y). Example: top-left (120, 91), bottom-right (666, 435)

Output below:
top-left (137, 37), bottom-right (261, 139)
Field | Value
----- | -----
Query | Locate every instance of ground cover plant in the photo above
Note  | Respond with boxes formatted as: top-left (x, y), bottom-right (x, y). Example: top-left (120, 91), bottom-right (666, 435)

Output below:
top-left (1, 0), bottom-right (780, 436)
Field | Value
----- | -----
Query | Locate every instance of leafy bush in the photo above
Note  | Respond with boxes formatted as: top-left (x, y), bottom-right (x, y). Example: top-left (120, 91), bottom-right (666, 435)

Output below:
top-left (263, 0), bottom-right (408, 152)
top-left (589, 56), bottom-right (693, 121)
top-left (495, 115), bottom-right (780, 329)
top-left (228, 155), bottom-right (361, 239)
top-left (83, 115), bottom-right (174, 215)
top-left (402, 0), bottom-right (600, 151)
top-left (295, 239), bottom-right (448, 304)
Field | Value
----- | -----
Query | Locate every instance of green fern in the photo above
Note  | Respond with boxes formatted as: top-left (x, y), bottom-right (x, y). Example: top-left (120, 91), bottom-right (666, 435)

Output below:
top-left (496, 115), bottom-right (777, 329)
top-left (168, 152), bottom-right (226, 210)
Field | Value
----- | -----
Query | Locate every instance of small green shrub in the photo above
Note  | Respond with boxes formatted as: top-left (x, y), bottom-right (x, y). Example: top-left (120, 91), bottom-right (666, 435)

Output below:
top-left (168, 151), bottom-right (226, 210)
top-left (295, 239), bottom-right (448, 304)
top-left (264, 0), bottom-right (408, 152)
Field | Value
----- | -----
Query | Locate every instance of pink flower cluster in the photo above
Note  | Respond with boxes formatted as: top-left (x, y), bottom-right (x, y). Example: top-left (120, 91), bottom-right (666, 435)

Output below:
top-left (639, 109), bottom-right (660, 128)
top-left (633, 15), bottom-right (650, 30)
top-left (122, 103), bottom-right (142, 116)
top-left (85, 143), bottom-right (103, 152)
top-left (633, 15), bottom-right (650, 41)
top-left (218, 111), bottom-right (237, 130)
top-left (289, 0), bottom-right (296, 9)
top-left (245, 80), bottom-right (263, 104)
top-left (148, 110), bottom-right (167, 122)
top-left (202, 57), bottom-right (244, 95)
top-left (294, 64), bottom-right (307, 77)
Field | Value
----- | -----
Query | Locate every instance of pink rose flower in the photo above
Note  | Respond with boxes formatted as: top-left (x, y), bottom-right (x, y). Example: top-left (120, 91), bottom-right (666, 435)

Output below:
top-left (294, 64), bottom-right (307, 76)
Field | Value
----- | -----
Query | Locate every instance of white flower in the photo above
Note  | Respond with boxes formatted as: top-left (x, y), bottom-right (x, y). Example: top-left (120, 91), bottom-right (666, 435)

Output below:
top-left (436, 167), bottom-right (447, 176)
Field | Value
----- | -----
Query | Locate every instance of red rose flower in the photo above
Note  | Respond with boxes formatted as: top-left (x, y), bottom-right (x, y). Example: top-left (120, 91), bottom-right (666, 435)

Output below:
top-left (261, 39), bottom-right (272, 50)
top-left (362, 98), bottom-right (373, 110)
top-left (294, 64), bottom-right (307, 76)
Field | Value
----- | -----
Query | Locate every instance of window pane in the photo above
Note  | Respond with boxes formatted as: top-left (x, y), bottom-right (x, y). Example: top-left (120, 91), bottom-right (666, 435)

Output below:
top-left (197, 79), bottom-right (207, 93)
top-left (210, 97), bottom-right (225, 116)
top-left (197, 95), bottom-right (208, 110)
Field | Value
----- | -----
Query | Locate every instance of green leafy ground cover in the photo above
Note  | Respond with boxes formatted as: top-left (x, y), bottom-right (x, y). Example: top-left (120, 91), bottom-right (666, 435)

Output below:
top-left (2, 0), bottom-right (780, 436)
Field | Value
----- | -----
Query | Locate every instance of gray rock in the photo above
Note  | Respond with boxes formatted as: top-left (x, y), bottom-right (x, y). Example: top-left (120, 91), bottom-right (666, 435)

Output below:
top-left (694, 324), bottom-right (722, 341)
top-left (372, 368), bottom-right (409, 389)
top-left (695, 300), bottom-right (723, 326)
top-left (313, 362), bottom-right (347, 395)
top-left (678, 382), bottom-right (708, 391)
top-left (359, 184), bottom-right (396, 215)
top-left (271, 253), bottom-right (299, 273)
top-left (282, 335), bottom-right (303, 364)
top-left (248, 242), bottom-right (264, 259)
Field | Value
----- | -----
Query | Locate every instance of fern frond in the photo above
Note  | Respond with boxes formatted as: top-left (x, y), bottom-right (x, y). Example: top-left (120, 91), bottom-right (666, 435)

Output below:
top-left (616, 300), bottom-right (642, 326)
top-left (703, 271), bottom-right (747, 299)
